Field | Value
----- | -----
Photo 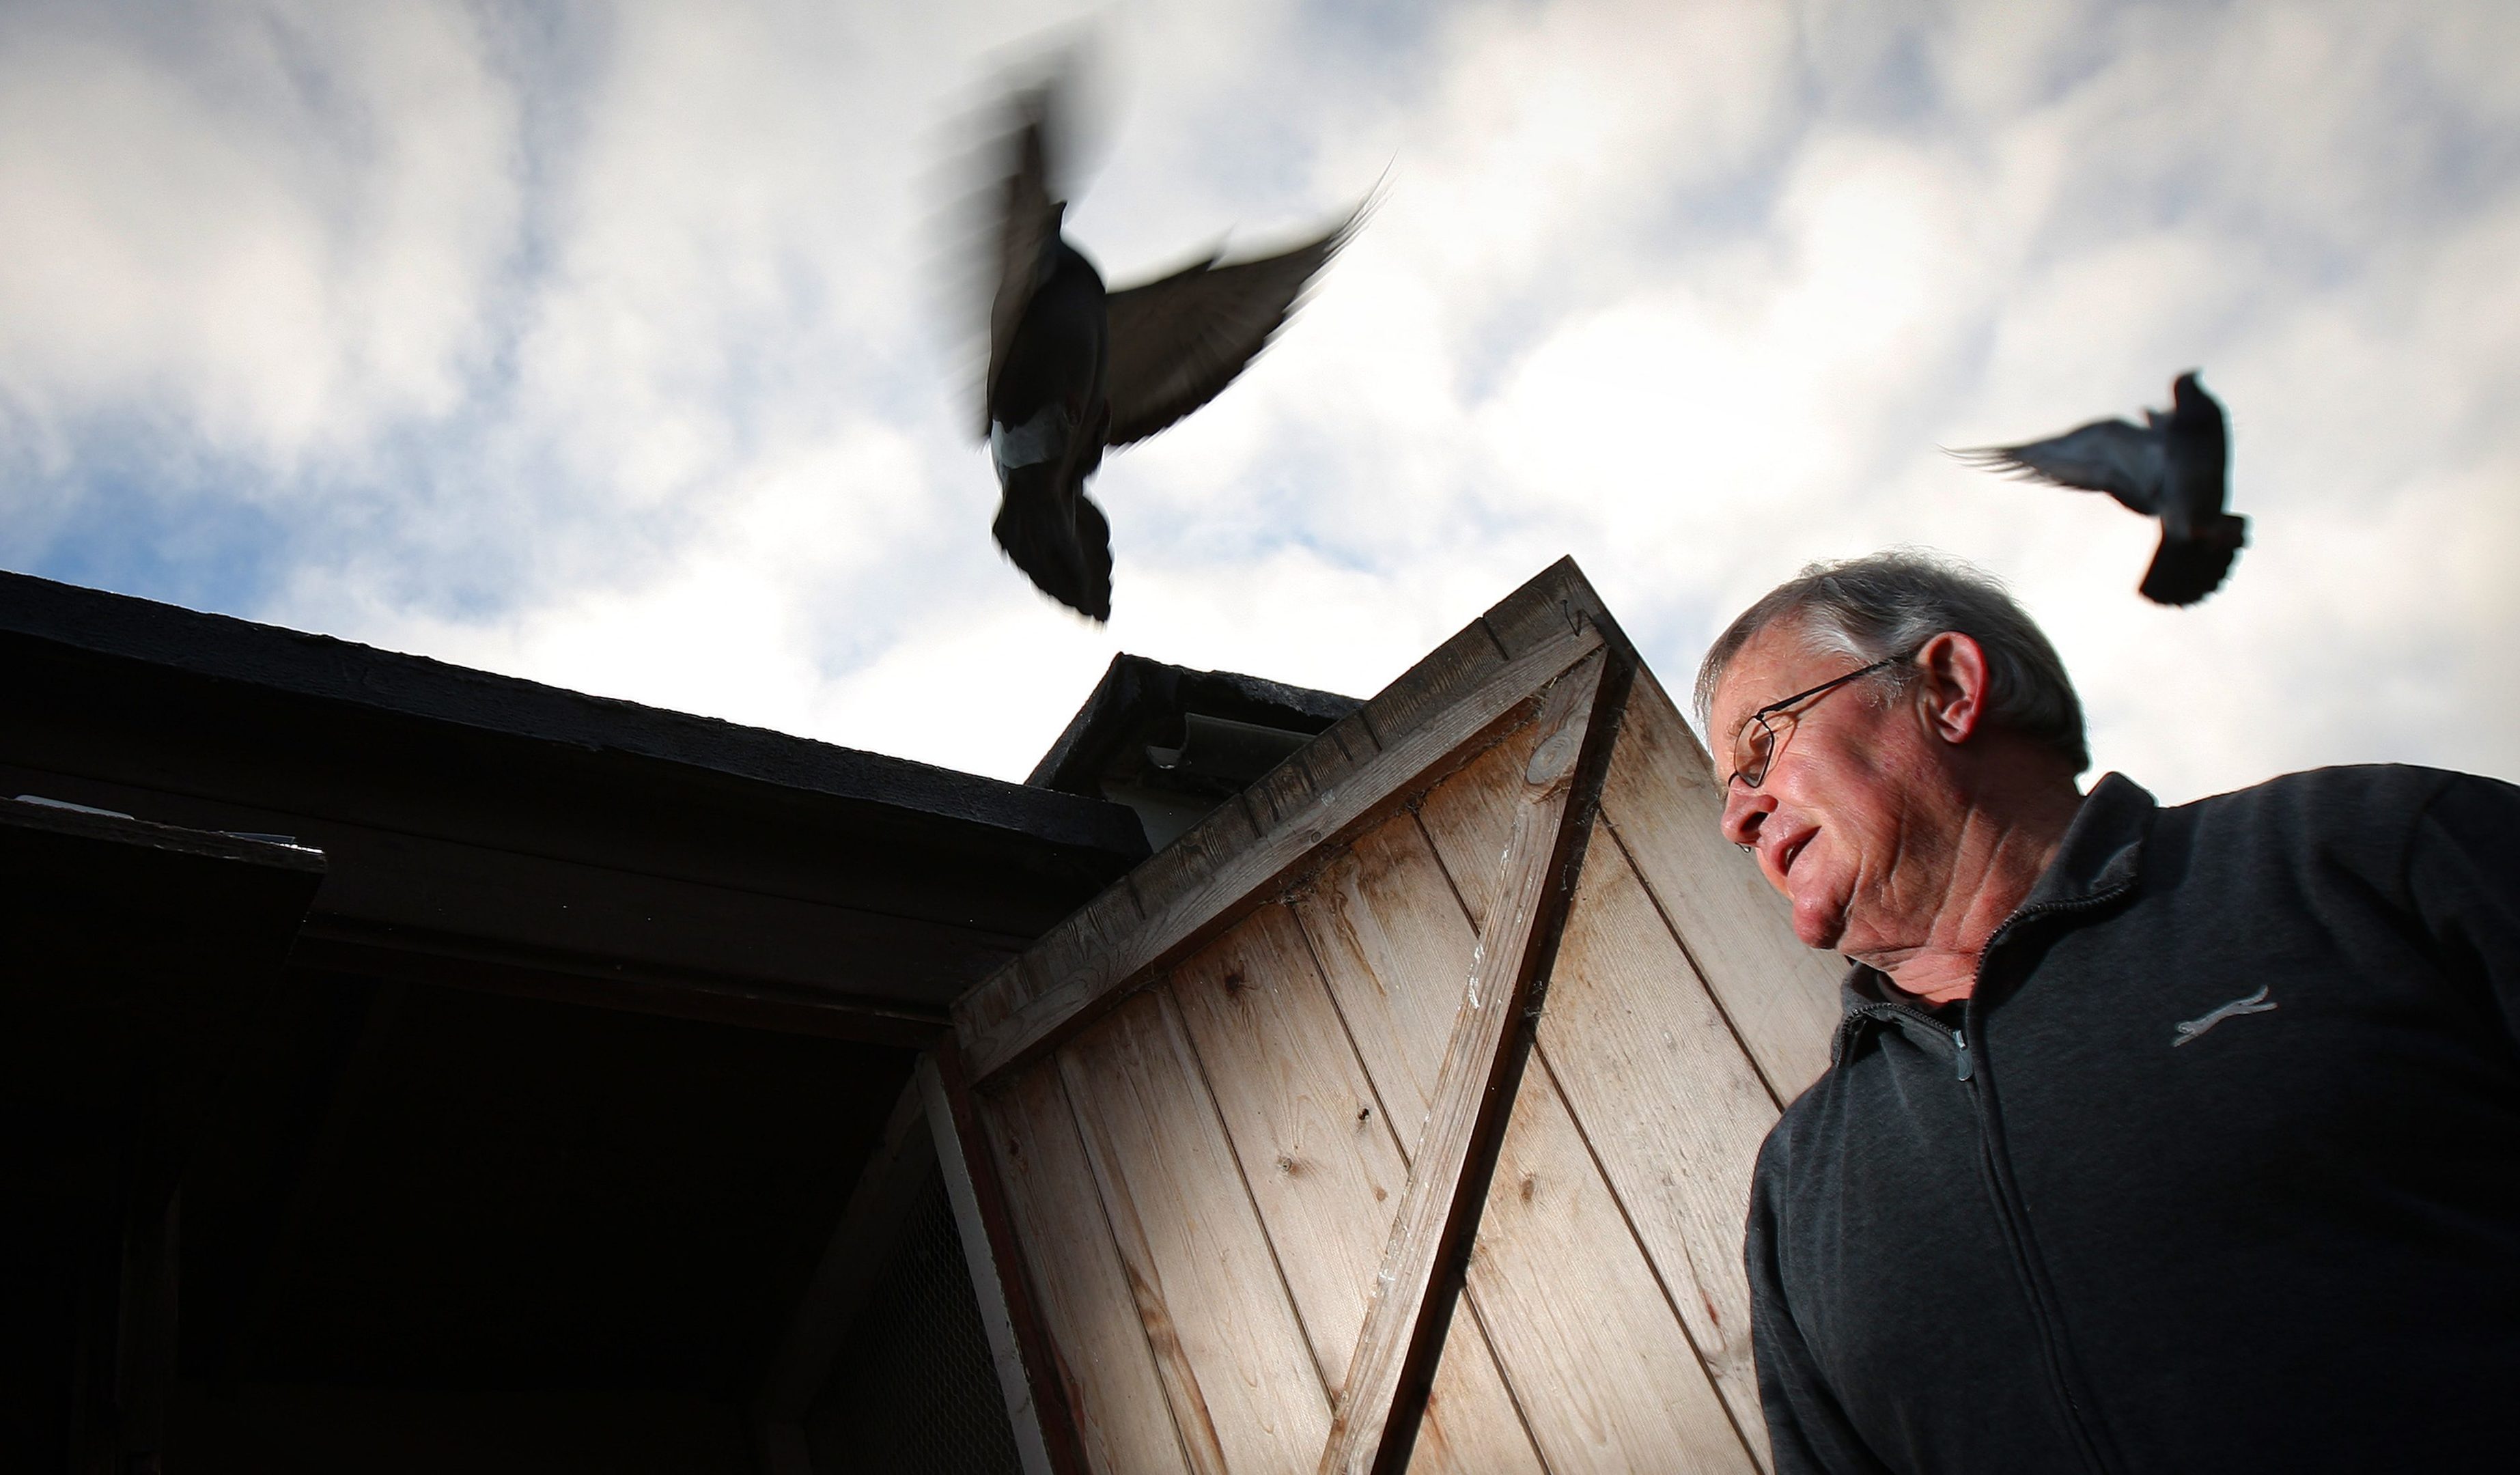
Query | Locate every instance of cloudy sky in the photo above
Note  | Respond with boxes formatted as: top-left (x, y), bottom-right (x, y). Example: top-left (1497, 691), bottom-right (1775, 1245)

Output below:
top-left (4, 0), bottom-right (2517, 802)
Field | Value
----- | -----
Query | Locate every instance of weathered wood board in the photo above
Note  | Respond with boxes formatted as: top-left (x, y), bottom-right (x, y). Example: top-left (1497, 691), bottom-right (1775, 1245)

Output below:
top-left (1171, 906), bottom-right (1542, 1475)
top-left (985, 1066), bottom-right (1192, 1474)
top-left (1061, 989), bottom-right (1331, 1473)
top-left (1596, 671), bottom-right (1843, 1101)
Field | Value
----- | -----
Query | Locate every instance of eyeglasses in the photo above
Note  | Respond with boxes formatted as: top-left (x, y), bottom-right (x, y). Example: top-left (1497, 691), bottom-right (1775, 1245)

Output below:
top-left (1726, 648), bottom-right (1920, 789)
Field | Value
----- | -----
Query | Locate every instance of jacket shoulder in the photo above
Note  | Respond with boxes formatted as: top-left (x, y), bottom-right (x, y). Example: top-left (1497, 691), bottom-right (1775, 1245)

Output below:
top-left (2172, 764), bottom-right (2465, 843)
top-left (2193, 763), bottom-right (2463, 815)
top-left (2154, 765), bottom-right (2474, 896)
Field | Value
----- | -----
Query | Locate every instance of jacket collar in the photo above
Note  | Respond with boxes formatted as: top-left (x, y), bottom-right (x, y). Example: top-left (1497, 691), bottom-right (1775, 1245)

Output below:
top-left (1830, 772), bottom-right (2158, 1065)
top-left (2012, 770), bottom-right (2153, 915)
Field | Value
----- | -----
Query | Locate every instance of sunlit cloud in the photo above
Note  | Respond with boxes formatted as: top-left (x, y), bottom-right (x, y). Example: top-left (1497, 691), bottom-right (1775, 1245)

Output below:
top-left (3, 0), bottom-right (2516, 802)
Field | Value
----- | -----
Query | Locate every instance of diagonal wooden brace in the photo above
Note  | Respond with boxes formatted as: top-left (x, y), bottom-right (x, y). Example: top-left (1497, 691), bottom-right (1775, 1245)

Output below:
top-left (1315, 646), bottom-right (1629, 1475)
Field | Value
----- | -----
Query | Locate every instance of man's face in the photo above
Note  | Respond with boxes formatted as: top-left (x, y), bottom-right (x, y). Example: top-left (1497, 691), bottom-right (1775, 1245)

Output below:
top-left (1710, 624), bottom-right (1951, 954)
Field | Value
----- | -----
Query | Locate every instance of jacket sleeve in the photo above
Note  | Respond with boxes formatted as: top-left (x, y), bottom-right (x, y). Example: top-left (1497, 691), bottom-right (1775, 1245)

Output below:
top-left (1746, 1139), bottom-right (1896, 1475)
top-left (2404, 772), bottom-right (2520, 1045)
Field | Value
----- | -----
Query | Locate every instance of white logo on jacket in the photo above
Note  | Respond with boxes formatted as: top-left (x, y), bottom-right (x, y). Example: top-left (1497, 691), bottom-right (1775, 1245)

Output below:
top-left (2172, 985), bottom-right (2278, 1047)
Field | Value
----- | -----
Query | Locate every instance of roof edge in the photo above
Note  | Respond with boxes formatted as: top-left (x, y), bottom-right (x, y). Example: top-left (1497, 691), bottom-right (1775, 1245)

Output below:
top-left (1026, 652), bottom-right (1362, 793)
top-left (0, 571), bottom-right (1147, 860)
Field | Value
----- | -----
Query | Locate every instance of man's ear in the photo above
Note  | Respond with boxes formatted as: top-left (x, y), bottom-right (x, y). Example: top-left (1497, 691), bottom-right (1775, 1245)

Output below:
top-left (1914, 632), bottom-right (1990, 744)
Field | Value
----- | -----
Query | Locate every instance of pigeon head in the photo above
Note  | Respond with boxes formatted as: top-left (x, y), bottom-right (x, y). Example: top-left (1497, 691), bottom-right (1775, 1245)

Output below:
top-left (2172, 370), bottom-right (2208, 408)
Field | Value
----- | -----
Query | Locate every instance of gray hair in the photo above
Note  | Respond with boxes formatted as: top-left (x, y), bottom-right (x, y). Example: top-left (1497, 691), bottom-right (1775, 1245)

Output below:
top-left (1692, 549), bottom-right (2089, 773)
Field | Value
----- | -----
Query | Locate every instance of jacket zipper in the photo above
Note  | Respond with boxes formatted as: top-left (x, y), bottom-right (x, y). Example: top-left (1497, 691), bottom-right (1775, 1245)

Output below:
top-left (1956, 889), bottom-right (2134, 1475)
top-left (1963, 1027), bottom-right (2113, 1474)
top-left (1844, 889), bottom-right (2132, 1472)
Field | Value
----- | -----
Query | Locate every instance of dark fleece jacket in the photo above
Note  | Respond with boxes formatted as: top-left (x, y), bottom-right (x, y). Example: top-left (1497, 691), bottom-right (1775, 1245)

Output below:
top-left (1746, 765), bottom-right (2520, 1474)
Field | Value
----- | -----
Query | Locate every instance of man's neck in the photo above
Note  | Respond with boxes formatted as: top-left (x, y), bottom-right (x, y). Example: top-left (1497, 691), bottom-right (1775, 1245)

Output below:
top-left (1862, 770), bottom-right (2084, 1006)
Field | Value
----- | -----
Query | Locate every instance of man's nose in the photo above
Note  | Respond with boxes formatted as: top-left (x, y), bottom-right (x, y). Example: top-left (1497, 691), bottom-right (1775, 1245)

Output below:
top-left (1720, 781), bottom-right (1773, 850)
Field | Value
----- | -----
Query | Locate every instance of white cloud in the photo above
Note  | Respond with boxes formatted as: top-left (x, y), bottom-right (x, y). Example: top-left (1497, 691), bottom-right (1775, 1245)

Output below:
top-left (2, 0), bottom-right (2517, 809)
top-left (0, 1), bottom-right (518, 468)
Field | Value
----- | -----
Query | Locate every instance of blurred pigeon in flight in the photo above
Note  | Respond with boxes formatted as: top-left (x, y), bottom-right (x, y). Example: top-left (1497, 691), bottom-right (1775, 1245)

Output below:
top-left (1955, 371), bottom-right (2247, 606)
top-left (975, 73), bottom-right (1362, 621)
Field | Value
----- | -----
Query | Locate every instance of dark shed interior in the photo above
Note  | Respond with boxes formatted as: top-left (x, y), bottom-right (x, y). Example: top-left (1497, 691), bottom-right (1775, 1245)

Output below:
top-left (0, 572), bottom-right (1370, 1472)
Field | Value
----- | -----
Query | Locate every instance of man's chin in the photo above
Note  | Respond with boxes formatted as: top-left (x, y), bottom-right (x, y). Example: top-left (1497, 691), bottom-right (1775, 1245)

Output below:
top-left (1789, 890), bottom-right (1850, 951)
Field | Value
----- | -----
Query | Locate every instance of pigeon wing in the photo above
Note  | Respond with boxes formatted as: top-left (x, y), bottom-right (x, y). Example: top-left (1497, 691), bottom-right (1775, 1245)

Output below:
top-left (1102, 207), bottom-right (1360, 449)
top-left (1954, 419), bottom-right (2166, 516)
top-left (980, 91), bottom-right (1063, 438)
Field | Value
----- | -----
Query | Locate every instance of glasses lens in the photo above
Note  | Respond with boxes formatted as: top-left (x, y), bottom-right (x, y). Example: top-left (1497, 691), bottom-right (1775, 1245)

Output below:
top-left (1733, 717), bottom-right (1775, 787)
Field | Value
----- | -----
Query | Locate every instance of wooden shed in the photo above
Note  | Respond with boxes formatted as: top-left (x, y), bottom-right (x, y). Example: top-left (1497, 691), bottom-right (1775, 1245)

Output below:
top-left (929, 559), bottom-right (1843, 1474)
top-left (0, 555), bottom-right (1836, 1473)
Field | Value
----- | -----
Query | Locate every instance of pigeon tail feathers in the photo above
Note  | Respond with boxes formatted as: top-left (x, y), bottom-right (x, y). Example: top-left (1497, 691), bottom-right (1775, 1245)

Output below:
top-left (2139, 516), bottom-right (2245, 606)
top-left (991, 466), bottom-right (1112, 622)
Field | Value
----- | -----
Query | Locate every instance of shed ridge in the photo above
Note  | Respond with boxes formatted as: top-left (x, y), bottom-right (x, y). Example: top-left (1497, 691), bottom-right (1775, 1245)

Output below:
top-left (953, 557), bottom-right (1630, 1084)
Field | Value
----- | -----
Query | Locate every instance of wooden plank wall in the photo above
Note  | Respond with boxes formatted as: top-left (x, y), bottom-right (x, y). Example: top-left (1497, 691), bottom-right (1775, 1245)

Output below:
top-left (1408, 712), bottom-right (1758, 1474)
top-left (954, 561), bottom-right (1607, 1086)
top-left (973, 660), bottom-right (1838, 1474)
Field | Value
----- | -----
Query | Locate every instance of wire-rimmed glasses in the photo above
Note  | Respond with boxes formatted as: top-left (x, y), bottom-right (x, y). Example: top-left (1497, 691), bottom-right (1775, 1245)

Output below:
top-left (1726, 648), bottom-right (1920, 789)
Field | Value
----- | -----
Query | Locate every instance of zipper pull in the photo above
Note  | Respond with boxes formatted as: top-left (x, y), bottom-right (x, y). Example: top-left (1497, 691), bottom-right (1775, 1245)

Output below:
top-left (1953, 1030), bottom-right (1974, 1082)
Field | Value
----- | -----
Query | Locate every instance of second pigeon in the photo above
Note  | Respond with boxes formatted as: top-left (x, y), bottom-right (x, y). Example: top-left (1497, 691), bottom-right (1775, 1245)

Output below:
top-left (1955, 371), bottom-right (2248, 606)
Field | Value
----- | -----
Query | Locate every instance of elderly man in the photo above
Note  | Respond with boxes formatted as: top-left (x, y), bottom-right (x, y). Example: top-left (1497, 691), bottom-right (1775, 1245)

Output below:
top-left (1699, 551), bottom-right (2520, 1474)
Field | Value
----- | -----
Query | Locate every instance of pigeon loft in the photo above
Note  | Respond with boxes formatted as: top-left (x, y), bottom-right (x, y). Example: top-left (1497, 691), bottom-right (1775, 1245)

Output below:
top-left (935, 558), bottom-right (1841, 1474)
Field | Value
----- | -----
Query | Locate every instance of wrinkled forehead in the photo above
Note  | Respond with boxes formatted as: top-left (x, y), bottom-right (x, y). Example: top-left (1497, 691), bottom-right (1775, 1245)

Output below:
top-left (1706, 618), bottom-right (1847, 735)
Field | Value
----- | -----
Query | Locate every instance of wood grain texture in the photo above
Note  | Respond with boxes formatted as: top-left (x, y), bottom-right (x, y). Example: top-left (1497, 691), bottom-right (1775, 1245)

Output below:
top-left (1244, 714), bottom-right (1378, 832)
top-left (952, 562), bottom-right (1828, 1475)
top-left (1317, 653), bottom-right (1605, 1475)
top-left (1024, 881), bottom-right (1151, 1014)
top-left (1408, 729), bottom-right (1530, 938)
top-left (1168, 906), bottom-right (1401, 1392)
top-left (1597, 671), bottom-right (1843, 1102)
top-left (958, 624), bottom-right (1600, 1084)
top-left (1292, 798), bottom-right (1531, 1126)
top-left (1469, 1077), bottom-right (1759, 1475)
top-left (1408, 693), bottom-right (1769, 1474)
top-left (985, 1065), bottom-right (1194, 1475)
top-left (1111, 796), bottom-right (1267, 963)
top-left (1168, 906), bottom-right (1543, 1475)
top-left (1299, 821), bottom-right (1754, 1475)
top-left (1406, 1321), bottom-right (1542, 1475)
top-left (1537, 839), bottom-right (1782, 1466)
top-left (1356, 554), bottom-right (1604, 750)
top-left (1480, 558), bottom-right (1605, 662)
top-left (1291, 796), bottom-right (1582, 1474)
top-left (964, 951), bottom-right (1053, 1041)
top-left (1420, 672), bottom-right (1789, 1460)
top-left (1358, 623), bottom-right (1509, 756)
top-left (1061, 989), bottom-right (1332, 1474)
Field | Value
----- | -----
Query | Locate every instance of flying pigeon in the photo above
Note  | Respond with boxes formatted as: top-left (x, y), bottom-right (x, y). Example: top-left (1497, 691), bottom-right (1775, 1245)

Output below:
top-left (1955, 371), bottom-right (2248, 606)
top-left (975, 74), bottom-right (1361, 621)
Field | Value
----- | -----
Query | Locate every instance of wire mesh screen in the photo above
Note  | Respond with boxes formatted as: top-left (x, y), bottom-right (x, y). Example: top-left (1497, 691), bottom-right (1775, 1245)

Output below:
top-left (804, 1161), bottom-right (1024, 1474)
